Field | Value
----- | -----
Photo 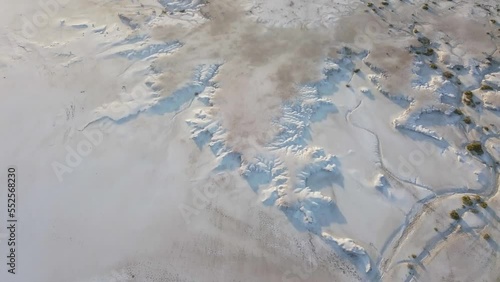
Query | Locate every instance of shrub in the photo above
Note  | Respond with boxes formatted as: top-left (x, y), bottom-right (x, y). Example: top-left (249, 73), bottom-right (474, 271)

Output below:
top-left (483, 233), bottom-right (491, 240)
top-left (463, 116), bottom-right (472, 124)
top-left (454, 109), bottom-right (463, 115)
top-left (464, 91), bottom-right (473, 99)
top-left (471, 208), bottom-right (479, 214)
top-left (466, 142), bottom-right (484, 155)
top-left (480, 84), bottom-right (493, 91)
top-left (411, 254), bottom-right (417, 259)
top-left (462, 195), bottom-right (473, 206)
top-left (430, 63), bottom-right (438, 69)
top-left (418, 36), bottom-right (430, 45)
top-left (424, 48), bottom-right (434, 56)
top-left (450, 210), bottom-right (460, 220)
top-left (480, 201), bottom-right (488, 209)
top-left (443, 71), bottom-right (454, 79)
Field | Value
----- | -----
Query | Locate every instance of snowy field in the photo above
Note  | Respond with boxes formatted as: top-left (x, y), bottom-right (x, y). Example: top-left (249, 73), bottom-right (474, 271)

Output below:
top-left (0, 0), bottom-right (499, 281)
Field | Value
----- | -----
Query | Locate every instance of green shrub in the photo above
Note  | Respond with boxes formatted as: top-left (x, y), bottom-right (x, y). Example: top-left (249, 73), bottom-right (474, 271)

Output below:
top-left (463, 116), bottom-right (472, 124)
top-left (480, 201), bottom-right (488, 209)
top-left (483, 233), bottom-right (491, 240)
top-left (480, 84), bottom-right (493, 91)
top-left (430, 63), bottom-right (438, 69)
top-left (424, 48), bottom-right (434, 56)
top-left (466, 142), bottom-right (484, 155)
top-left (462, 195), bottom-right (473, 206)
top-left (450, 210), bottom-right (460, 220)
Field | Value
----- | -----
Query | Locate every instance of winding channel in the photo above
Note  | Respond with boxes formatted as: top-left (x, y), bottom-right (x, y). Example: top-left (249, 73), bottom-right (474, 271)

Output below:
top-left (346, 96), bottom-right (500, 280)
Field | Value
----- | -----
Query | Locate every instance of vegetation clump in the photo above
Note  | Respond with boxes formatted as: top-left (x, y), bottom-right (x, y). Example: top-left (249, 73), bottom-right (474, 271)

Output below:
top-left (480, 84), bottom-right (493, 91)
top-left (483, 233), bottom-right (491, 240)
top-left (450, 210), bottom-right (460, 220)
top-left (418, 36), bottom-right (430, 45)
top-left (463, 91), bottom-right (474, 106)
top-left (430, 63), bottom-right (438, 69)
top-left (424, 48), bottom-right (434, 56)
top-left (454, 108), bottom-right (463, 115)
top-left (466, 141), bottom-right (484, 155)
top-left (443, 71), bottom-right (454, 79)
top-left (479, 201), bottom-right (488, 209)
top-left (462, 195), bottom-right (473, 206)
top-left (463, 116), bottom-right (472, 124)
top-left (411, 254), bottom-right (417, 259)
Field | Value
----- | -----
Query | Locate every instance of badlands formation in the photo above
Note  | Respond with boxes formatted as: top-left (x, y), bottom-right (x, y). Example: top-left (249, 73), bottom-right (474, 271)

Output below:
top-left (0, 0), bottom-right (500, 281)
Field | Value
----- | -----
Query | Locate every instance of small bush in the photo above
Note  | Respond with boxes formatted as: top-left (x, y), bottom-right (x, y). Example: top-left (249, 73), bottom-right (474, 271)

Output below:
top-left (483, 233), bottom-right (491, 240)
top-left (480, 201), bottom-right (488, 209)
top-left (411, 254), bottom-right (417, 259)
top-left (430, 63), bottom-right (438, 69)
top-left (454, 109), bottom-right (463, 115)
top-left (353, 69), bottom-right (360, 73)
top-left (450, 210), bottom-right (460, 220)
top-left (480, 84), bottom-right (493, 91)
top-left (443, 71), bottom-right (454, 79)
top-left (471, 208), bottom-right (479, 214)
top-left (464, 91), bottom-right (473, 98)
top-left (434, 227), bottom-right (438, 232)
top-left (463, 116), bottom-right (472, 124)
top-left (418, 36), bottom-right (430, 45)
top-left (462, 195), bottom-right (473, 206)
top-left (466, 142), bottom-right (484, 155)
top-left (424, 48), bottom-right (434, 56)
